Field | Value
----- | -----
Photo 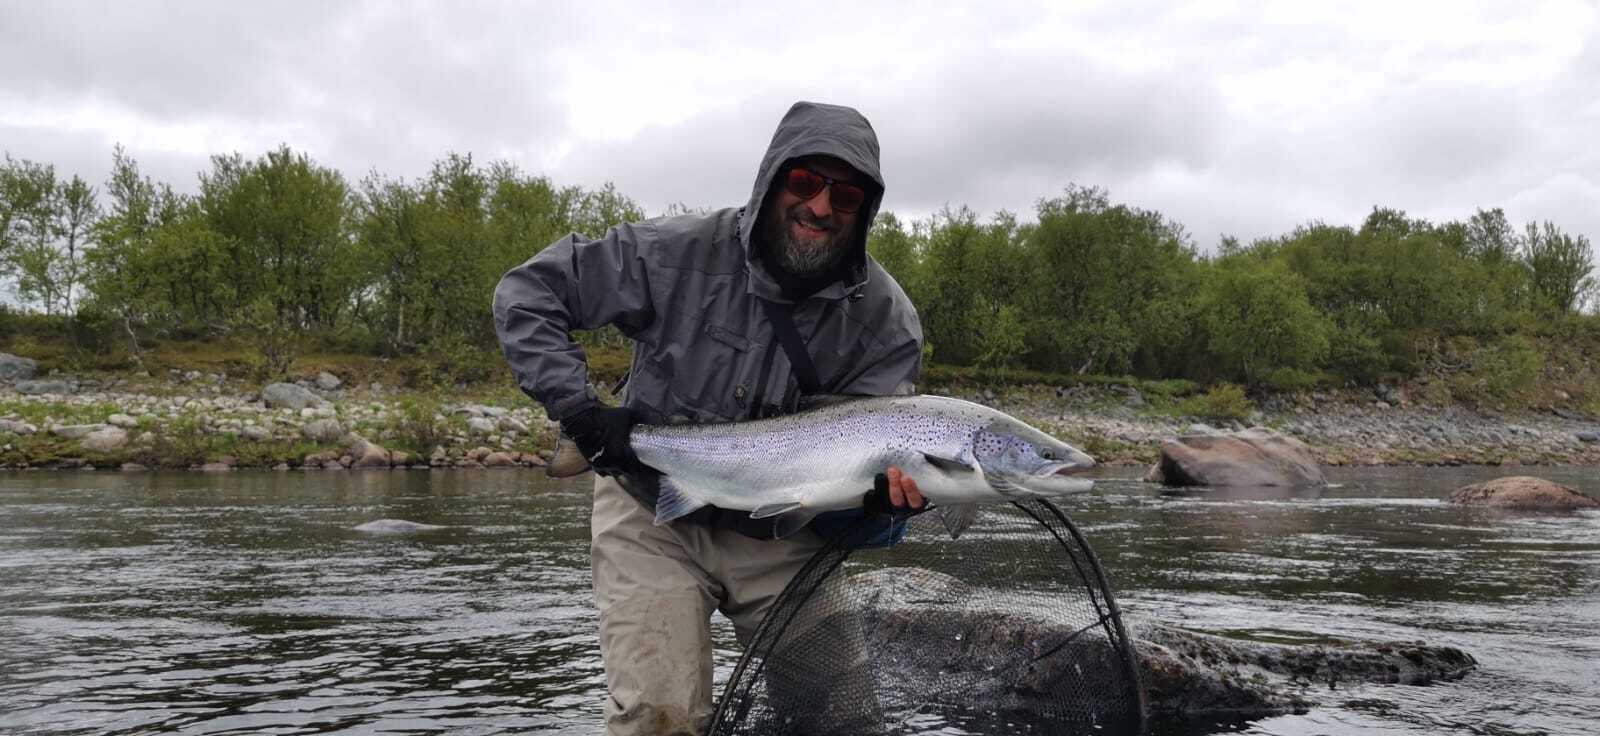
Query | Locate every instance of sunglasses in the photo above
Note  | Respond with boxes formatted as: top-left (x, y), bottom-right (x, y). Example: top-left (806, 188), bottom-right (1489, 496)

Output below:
top-left (783, 166), bottom-right (868, 213)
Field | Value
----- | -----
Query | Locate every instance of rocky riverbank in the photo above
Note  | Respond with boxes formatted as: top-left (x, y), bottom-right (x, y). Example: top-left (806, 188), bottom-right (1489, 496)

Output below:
top-left (956, 383), bottom-right (1600, 467)
top-left (2, 355), bottom-right (1598, 471)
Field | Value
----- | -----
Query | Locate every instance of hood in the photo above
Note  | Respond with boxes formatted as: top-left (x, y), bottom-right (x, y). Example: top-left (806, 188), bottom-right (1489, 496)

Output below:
top-left (740, 101), bottom-right (886, 302)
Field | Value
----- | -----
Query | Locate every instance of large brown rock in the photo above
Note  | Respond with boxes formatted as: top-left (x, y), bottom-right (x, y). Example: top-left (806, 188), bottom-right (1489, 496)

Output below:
top-left (1448, 476), bottom-right (1600, 511)
top-left (1145, 427), bottom-right (1326, 487)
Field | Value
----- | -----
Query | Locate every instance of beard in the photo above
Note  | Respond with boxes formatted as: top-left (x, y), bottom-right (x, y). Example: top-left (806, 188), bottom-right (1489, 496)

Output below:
top-left (761, 202), bottom-right (853, 277)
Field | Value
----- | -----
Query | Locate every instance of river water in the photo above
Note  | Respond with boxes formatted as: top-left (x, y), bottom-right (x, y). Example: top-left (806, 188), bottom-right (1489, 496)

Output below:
top-left (1, 467), bottom-right (1596, 735)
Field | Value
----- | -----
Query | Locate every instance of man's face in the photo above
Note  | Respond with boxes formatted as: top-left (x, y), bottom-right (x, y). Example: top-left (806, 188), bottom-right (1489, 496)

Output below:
top-left (760, 155), bottom-right (865, 277)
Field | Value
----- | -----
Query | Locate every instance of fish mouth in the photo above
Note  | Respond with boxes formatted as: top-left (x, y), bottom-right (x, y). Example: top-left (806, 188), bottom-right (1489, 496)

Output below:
top-left (1047, 450), bottom-right (1097, 477)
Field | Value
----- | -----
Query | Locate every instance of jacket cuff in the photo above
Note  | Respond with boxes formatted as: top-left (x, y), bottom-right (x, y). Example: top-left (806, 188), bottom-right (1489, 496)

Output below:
top-left (547, 384), bottom-right (602, 421)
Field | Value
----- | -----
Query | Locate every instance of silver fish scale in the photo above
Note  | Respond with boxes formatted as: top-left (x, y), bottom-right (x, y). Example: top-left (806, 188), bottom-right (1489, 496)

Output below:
top-left (629, 395), bottom-right (1004, 512)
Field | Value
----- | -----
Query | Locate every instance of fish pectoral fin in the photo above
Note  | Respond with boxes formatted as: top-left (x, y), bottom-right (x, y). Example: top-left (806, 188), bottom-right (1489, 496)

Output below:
top-left (986, 474), bottom-right (1025, 498)
top-left (770, 509), bottom-right (821, 539)
top-left (653, 476), bottom-right (709, 526)
top-left (921, 451), bottom-right (977, 473)
top-left (750, 501), bottom-right (805, 519)
top-left (938, 503), bottom-right (980, 539)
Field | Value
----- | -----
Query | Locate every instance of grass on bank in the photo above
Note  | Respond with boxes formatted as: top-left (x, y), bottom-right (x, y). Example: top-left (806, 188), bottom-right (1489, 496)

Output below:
top-left (5, 317), bottom-right (1600, 421)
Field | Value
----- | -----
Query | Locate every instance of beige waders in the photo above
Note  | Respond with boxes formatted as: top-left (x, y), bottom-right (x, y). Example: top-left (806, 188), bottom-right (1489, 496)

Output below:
top-left (591, 475), bottom-right (829, 736)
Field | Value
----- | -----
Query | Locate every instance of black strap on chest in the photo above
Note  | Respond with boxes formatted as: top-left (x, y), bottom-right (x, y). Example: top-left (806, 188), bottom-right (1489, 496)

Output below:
top-left (759, 298), bottom-right (822, 395)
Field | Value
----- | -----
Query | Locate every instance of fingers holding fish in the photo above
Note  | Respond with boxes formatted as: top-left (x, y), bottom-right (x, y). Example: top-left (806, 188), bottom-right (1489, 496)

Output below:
top-left (886, 466), bottom-right (926, 512)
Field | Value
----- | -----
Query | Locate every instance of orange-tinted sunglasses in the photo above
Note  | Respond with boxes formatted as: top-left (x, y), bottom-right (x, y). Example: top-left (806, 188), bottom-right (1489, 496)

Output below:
top-left (783, 167), bottom-right (868, 213)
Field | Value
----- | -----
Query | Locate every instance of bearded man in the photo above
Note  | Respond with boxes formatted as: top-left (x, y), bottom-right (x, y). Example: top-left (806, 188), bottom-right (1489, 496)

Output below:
top-left (494, 101), bottom-right (925, 735)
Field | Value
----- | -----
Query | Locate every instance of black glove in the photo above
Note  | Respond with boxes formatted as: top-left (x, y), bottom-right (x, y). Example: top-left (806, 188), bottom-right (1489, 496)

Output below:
top-left (560, 405), bottom-right (642, 477)
top-left (861, 472), bottom-right (929, 518)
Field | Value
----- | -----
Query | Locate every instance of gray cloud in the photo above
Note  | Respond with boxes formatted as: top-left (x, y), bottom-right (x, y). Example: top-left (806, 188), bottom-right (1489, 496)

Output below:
top-left (3, 0), bottom-right (1595, 258)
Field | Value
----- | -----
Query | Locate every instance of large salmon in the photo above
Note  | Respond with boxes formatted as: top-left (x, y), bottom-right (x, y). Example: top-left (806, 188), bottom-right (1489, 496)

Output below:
top-left (550, 395), bottom-right (1096, 538)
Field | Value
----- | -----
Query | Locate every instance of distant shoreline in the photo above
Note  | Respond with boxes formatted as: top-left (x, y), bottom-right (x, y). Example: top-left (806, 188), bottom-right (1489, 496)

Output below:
top-left (3, 366), bottom-right (1598, 472)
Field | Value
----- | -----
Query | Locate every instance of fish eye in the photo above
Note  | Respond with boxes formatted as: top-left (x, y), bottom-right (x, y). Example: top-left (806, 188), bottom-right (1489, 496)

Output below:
top-left (1040, 448), bottom-right (1057, 460)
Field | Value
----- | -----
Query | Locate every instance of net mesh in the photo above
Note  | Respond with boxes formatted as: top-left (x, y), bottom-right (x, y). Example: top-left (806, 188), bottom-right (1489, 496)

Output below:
top-left (709, 500), bottom-right (1145, 736)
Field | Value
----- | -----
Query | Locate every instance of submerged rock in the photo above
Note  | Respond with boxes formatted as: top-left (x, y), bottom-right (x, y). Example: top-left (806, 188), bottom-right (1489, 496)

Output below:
top-left (1145, 427), bottom-right (1326, 487)
top-left (843, 568), bottom-right (1473, 725)
top-left (1448, 476), bottom-right (1600, 511)
top-left (352, 519), bottom-right (448, 534)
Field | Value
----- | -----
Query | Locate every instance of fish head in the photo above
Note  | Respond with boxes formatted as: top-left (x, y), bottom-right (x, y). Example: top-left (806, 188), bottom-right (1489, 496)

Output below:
top-left (971, 421), bottom-right (1097, 497)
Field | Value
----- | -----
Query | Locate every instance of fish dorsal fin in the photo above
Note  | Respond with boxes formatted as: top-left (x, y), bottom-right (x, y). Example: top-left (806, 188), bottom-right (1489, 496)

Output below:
top-left (771, 509), bottom-right (821, 539)
top-left (653, 476), bottom-right (708, 526)
top-left (797, 394), bottom-right (860, 411)
top-left (938, 503), bottom-right (980, 539)
top-left (750, 501), bottom-right (804, 519)
top-left (546, 435), bottom-right (591, 478)
top-left (922, 451), bottom-right (977, 473)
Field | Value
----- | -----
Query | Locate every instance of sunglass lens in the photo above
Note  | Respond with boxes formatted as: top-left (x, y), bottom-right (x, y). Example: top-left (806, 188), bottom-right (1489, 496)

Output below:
top-left (785, 168), bottom-right (825, 198)
top-left (831, 183), bottom-right (866, 213)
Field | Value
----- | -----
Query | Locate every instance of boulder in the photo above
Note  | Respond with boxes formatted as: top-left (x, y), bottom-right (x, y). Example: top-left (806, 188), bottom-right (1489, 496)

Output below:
top-left (262, 382), bottom-right (327, 410)
top-left (497, 416), bottom-right (529, 434)
top-left (0, 419), bottom-right (38, 435)
top-left (303, 450), bottom-right (341, 467)
top-left (81, 427), bottom-right (130, 452)
top-left (0, 353), bottom-right (38, 381)
top-left (467, 417), bottom-right (496, 435)
top-left (241, 425), bottom-right (272, 442)
top-left (198, 462), bottom-right (234, 472)
top-left (1448, 476), bottom-right (1600, 511)
top-left (349, 436), bottom-right (394, 468)
top-left (483, 451), bottom-right (517, 467)
top-left (300, 418), bottom-right (344, 443)
top-left (15, 379), bottom-right (74, 395)
top-left (107, 413), bottom-right (140, 429)
top-left (119, 463), bottom-right (149, 472)
top-left (1145, 427), bottom-right (1326, 487)
top-left (51, 424), bottom-right (107, 440)
top-left (315, 371), bottom-right (342, 391)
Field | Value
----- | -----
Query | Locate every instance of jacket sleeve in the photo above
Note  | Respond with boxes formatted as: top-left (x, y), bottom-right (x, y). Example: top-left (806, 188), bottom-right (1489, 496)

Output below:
top-left (492, 223), bottom-right (656, 420)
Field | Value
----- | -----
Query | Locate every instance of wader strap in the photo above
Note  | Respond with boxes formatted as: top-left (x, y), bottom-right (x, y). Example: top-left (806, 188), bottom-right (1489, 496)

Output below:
top-left (760, 299), bottom-right (822, 395)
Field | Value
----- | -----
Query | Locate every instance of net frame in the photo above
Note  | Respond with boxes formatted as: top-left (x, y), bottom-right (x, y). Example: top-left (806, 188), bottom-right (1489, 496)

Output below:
top-left (709, 498), bottom-right (1146, 735)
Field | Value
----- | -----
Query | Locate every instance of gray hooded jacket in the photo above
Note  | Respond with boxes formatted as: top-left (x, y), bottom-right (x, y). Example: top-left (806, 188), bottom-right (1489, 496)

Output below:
top-left (493, 101), bottom-right (923, 512)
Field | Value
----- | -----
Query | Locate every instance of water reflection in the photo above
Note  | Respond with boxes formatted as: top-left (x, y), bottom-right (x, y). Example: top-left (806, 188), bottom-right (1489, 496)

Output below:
top-left (2, 467), bottom-right (1598, 735)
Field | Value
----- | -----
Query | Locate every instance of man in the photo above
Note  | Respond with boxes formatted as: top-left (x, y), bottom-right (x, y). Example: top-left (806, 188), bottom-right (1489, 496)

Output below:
top-left (493, 101), bottom-right (924, 735)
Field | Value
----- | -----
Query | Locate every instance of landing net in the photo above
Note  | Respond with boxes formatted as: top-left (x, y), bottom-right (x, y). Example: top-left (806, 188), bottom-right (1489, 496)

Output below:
top-left (708, 499), bottom-right (1145, 735)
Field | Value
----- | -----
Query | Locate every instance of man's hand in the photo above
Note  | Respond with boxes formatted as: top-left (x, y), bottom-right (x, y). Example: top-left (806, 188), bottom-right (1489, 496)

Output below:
top-left (559, 405), bottom-right (643, 476)
top-left (862, 466), bottom-right (927, 516)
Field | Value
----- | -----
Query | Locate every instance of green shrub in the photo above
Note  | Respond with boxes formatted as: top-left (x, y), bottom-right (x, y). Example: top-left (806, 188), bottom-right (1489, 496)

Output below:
top-left (1447, 335), bottom-right (1542, 408)
top-left (389, 396), bottom-right (453, 454)
top-left (1261, 368), bottom-right (1326, 393)
top-left (1176, 383), bottom-right (1255, 422)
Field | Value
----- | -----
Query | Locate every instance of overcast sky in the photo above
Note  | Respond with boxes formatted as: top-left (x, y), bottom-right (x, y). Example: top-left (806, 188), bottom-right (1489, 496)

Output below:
top-left (3, 0), bottom-right (1597, 251)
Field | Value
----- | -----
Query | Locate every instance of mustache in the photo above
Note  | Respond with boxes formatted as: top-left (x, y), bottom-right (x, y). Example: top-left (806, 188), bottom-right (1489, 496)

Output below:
top-left (789, 207), bottom-right (835, 231)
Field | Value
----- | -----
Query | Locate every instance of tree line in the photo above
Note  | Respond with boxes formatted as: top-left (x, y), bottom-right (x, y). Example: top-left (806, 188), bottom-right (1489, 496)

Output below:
top-left (2, 147), bottom-right (1596, 391)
